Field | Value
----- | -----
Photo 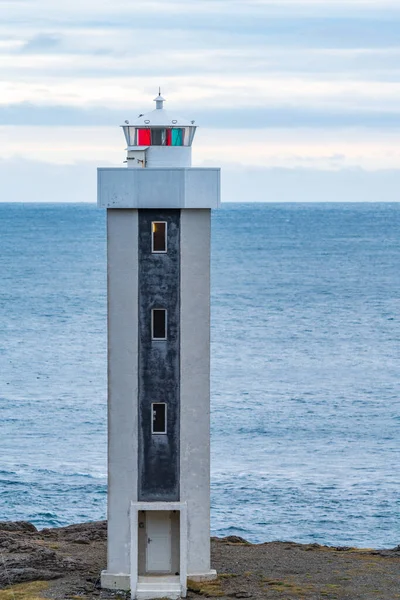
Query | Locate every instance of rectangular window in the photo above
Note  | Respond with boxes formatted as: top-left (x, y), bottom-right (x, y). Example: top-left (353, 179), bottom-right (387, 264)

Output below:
top-left (152, 309), bottom-right (167, 340)
top-left (171, 128), bottom-right (183, 146)
top-left (152, 403), bottom-right (167, 434)
top-left (152, 222), bottom-right (167, 253)
top-left (137, 128), bottom-right (151, 145)
top-left (151, 129), bottom-right (166, 146)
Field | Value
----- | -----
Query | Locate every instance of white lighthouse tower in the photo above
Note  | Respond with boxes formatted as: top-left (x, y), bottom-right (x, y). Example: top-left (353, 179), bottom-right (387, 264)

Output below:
top-left (98, 92), bottom-right (220, 600)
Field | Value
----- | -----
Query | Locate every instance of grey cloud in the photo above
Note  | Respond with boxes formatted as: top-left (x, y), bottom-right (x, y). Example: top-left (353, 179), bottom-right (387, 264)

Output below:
top-left (14, 31), bottom-right (118, 57)
top-left (2, 102), bottom-right (400, 129)
top-left (58, 16), bottom-right (400, 50)
top-left (6, 39), bottom-right (400, 81)
top-left (3, 13), bottom-right (400, 79)
top-left (196, 107), bottom-right (400, 129)
top-left (0, 103), bottom-right (123, 126)
top-left (6, 11), bottom-right (400, 50)
top-left (20, 33), bottom-right (62, 53)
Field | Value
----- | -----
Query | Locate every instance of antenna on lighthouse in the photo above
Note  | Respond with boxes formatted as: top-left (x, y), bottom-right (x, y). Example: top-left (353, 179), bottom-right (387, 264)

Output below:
top-left (154, 88), bottom-right (165, 110)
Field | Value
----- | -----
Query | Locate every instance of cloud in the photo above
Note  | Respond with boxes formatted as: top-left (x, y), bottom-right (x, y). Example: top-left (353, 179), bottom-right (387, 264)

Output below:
top-left (4, 41), bottom-right (400, 81)
top-left (3, 0), bottom-right (400, 21)
top-left (1, 102), bottom-right (400, 130)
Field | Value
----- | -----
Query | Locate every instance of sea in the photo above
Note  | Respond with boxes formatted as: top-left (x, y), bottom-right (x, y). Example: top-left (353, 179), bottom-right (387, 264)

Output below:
top-left (0, 202), bottom-right (399, 549)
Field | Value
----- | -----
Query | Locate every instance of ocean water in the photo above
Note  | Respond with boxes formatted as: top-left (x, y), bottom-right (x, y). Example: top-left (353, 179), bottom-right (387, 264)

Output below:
top-left (0, 202), bottom-right (399, 548)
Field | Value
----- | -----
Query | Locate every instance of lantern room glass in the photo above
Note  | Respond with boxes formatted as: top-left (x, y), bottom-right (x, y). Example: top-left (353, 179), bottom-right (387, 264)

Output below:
top-left (122, 125), bottom-right (196, 147)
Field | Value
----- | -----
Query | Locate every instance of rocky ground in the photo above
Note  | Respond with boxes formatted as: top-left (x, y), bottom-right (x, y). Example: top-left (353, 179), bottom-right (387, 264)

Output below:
top-left (0, 521), bottom-right (399, 599)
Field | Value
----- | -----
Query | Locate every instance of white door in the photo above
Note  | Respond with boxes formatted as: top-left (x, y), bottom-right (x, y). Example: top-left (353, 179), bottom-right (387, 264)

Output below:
top-left (146, 512), bottom-right (172, 573)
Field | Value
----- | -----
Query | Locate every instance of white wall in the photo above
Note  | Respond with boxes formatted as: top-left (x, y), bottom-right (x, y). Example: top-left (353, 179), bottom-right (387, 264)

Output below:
top-left (180, 209), bottom-right (212, 575)
top-left (146, 146), bottom-right (191, 168)
top-left (98, 168), bottom-right (220, 209)
top-left (106, 209), bottom-right (139, 578)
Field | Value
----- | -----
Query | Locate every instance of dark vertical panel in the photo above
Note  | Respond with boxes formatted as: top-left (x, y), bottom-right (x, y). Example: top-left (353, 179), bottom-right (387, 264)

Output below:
top-left (138, 209), bottom-right (180, 501)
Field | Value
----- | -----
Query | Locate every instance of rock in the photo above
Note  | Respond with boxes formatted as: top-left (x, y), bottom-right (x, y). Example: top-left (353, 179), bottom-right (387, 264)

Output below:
top-left (0, 567), bottom-right (63, 585)
top-left (222, 536), bottom-right (250, 545)
top-left (0, 536), bottom-right (87, 587)
top-left (235, 592), bottom-right (252, 598)
top-left (0, 521), bottom-right (37, 533)
top-left (55, 522), bottom-right (107, 543)
top-left (304, 544), bottom-right (321, 551)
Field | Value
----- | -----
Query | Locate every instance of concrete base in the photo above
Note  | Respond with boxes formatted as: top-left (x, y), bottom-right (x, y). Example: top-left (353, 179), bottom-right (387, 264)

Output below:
top-left (101, 569), bottom-right (216, 593)
top-left (187, 570), bottom-right (218, 582)
top-left (136, 575), bottom-right (182, 600)
top-left (101, 570), bottom-right (130, 591)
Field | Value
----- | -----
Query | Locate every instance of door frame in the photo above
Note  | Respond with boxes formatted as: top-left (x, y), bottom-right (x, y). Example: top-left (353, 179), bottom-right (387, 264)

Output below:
top-left (131, 502), bottom-right (187, 598)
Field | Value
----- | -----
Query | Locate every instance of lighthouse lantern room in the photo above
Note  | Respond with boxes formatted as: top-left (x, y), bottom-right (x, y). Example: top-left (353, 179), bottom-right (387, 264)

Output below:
top-left (121, 91), bottom-right (197, 170)
top-left (98, 92), bottom-right (220, 600)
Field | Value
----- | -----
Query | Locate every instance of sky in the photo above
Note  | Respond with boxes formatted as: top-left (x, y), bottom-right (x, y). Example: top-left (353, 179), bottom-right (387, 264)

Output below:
top-left (1, 0), bottom-right (400, 202)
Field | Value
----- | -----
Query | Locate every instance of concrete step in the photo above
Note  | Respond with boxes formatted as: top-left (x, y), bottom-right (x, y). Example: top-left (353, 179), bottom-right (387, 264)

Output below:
top-left (136, 576), bottom-right (182, 600)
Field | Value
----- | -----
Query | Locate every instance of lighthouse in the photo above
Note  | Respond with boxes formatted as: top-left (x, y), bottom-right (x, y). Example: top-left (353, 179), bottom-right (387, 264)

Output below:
top-left (98, 92), bottom-right (220, 600)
